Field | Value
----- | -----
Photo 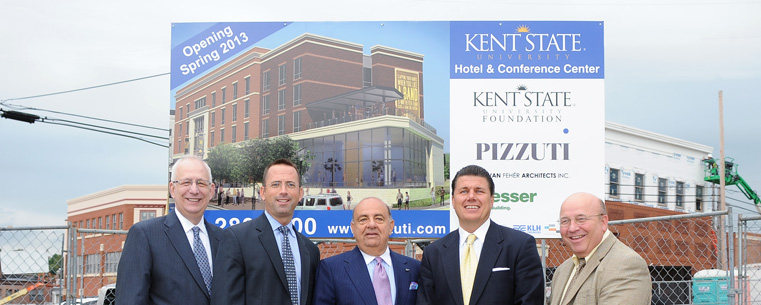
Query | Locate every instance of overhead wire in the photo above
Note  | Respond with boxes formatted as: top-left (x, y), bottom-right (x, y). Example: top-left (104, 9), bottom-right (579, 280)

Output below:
top-left (0, 73), bottom-right (170, 147)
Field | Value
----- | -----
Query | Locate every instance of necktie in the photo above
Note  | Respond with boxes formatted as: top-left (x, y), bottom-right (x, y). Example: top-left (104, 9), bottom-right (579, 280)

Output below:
top-left (278, 225), bottom-right (299, 305)
top-left (569, 258), bottom-right (586, 286)
top-left (192, 226), bottom-right (212, 294)
top-left (373, 257), bottom-right (392, 305)
top-left (461, 234), bottom-right (477, 305)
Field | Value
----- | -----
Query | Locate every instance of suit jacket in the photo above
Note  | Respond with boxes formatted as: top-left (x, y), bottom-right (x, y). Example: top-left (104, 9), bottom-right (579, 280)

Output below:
top-left (417, 221), bottom-right (545, 305)
top-left (313, 246), bottom-right (421, 305)
top-left (210, 213), bottom-right (320, 305)
top-left (549, 233), bottom-right (651, 305)
top-left (115, 211), bottom-right (223, 305)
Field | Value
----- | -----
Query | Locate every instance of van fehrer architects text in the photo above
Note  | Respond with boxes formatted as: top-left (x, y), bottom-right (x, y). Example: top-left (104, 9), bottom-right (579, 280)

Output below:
top-left (476, 143), bottom-right (570, 161)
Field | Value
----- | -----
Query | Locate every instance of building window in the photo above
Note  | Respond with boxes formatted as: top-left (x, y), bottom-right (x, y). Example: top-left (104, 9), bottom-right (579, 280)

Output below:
top-left (262, 119), bottom-right (269, 138)
top-left (279, 64), bottom-right (287, 86)
top-left (232, 126), bottom-right (237, 143)
top-left (293, 111), bottom-right (301, 132)
top-left (278, 89), bottom-right (286, 111)
top-left (244, 99), bottom-right (250, 118)
top-left (140, 211), bottom-right (156, 222)
top-left (278, 115), bottom-right (285, 135)
top-left (194, 97), bottom-right (206, 110)
top-left (105, 215), bottom-right (110, 230)
top-left (211, 112), bottom-right (215, 127)
top-left (112, 214), bottom-right (117, 230)
top-left (609, 168), bottom-right (619, 197)
top-left (696, 185), bottom-right (704, 211)
top-left (120, 213), bottom-right (123, 229)
top-left (293, 84), bottom-right (301, 106)
top-left (212, 92), bottom-right (216, 107)
top-left (262, 71), bottom-right (270, 91)
top-left (221, 87), bottom-right (226, 103)
top-left (658, 178), bottom-right (668, 205)
top-left (210, 131), bottom-right (215, 146)
top-left (221, 109), bottom-right (226, 125)
top-left (244, 122), bottom-right (249, 140)
top-left (233, 82), bottom-right (238, 99)
top-left (178, 123), bottom-right (182, 137)
top-left (105, 252), bottom-right (121, 273)
top-left (294, 57), bottom-right (302, 79)
top-left (635, 173), bottom-right (644, 201)
top-left (363, 67), bottom-right (372, 88)
top-left (179, 106), bottom-right (183, 119)
top-left (86, 219), bottom-right (90, 229)
top-left (220, 129), bottom-right (225, 144)
top-left (98, 217), bottom-right (102, 229)
top-left (245, 76), bottom-right (250, 95)
top-left (676, 181), bottom-right (684, 207)
top-left (232, 104), bottom-right (238, 122)
top-left (263, 95), bottom-right (270, 115)
top-left (86, 254), bottom-right (100, 274)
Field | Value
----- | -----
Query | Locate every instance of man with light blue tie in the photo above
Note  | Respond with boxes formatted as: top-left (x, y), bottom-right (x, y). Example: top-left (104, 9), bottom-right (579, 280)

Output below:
top-left (313, 197), bottom-right (420, 305)
top-left (116, 155), bottom-right (223, 305)
top-left (212, 158), bottom-right (320, 305)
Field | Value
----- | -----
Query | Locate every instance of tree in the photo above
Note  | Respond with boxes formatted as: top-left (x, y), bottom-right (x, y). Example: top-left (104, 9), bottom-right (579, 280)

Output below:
top-left (206, 143), bottom-right (242, 185)
top-left (323, 157), bottom-right (342, 186)
top-left (371, 160), bottom-right (384, 186)
top-left (48, 253), bottom-right (62, 275)
top-left (239, 136), bottom-right (314, 184)
top-left (443, 153), bottom-right (450, 180)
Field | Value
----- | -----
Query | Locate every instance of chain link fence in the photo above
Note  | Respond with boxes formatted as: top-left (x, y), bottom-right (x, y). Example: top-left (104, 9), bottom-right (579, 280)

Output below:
top-left (3, 210), bottom-right (760, 304)
top-left (738, 214), bottom-right (761, 305)
top-left (0, 226), bottom-right (66, 305)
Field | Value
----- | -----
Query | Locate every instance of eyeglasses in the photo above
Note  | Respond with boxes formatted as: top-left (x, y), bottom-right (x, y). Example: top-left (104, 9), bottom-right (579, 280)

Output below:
top-left (558, 214), bottom-right (604, 227)
top-left (172, 179), bottom-right (212, 188)
top-left (267, 181), bottom-right (299, 189)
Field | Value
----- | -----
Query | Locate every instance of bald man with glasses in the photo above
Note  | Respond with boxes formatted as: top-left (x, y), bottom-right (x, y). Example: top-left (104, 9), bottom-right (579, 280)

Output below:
top-left (549, 192), bottom-right (651, 305)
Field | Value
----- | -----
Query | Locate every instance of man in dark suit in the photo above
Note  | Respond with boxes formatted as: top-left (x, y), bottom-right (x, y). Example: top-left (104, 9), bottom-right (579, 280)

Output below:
top-left (313, 197), bottom-right (420, 305)
top-left (211, 158), bottom-right (320, 305)
top-left (417, 165), bottom-right (545, 305)
top-left (116, 156), bottom-right (223, 305)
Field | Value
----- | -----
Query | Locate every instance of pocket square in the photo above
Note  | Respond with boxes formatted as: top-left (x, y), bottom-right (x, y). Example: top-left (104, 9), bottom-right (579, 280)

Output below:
top-left (492, 267), bottom-right (511, 272)
top-left (409, 282), bottom-right (419, 290)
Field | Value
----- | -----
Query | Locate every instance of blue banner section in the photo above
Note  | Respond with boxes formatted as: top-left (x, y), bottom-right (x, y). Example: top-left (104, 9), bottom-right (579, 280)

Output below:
top-left (171, 22), bottom-right (290, 89)
top-left (450, 21), bottom-right (604, 79)
top-left (204, 210), bottom-right (450, 238)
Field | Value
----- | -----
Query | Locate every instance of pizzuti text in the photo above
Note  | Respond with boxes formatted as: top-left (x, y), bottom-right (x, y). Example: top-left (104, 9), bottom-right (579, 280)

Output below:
top-left (464, 33), bottom-right (582, 52)
top-left (476, 143), bottom-right (570, 161)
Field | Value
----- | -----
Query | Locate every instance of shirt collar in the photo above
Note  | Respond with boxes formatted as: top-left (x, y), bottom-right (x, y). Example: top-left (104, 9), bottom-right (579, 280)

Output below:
top-left (458, 219), bottom-right (491, 247)
top-left (176, 210), bottom-right (207, 235)
top-left (264, 210), bottom-right (294, 237)
top-left (359, 247), bottom-right (392, 266)
top-left (572, 229), bottom-right (611, 266)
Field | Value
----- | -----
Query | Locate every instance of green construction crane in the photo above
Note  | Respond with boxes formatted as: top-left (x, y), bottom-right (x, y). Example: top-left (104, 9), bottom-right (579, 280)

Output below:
top-left (703, 157), bottom-right (761, 205)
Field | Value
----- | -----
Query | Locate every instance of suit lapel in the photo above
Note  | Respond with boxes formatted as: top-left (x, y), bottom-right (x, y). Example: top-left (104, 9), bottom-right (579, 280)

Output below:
top-left (390, 251), bottom-right (411, 305)
top-left (345, 248), bottom-right (377, 305)
top-left (469, 222), bottom-right (503, 305)
top-left (441, 232), bottom-right (465, 305)
top-left (295, 227), bottom-right (313, 305)
top-left (551, 262), bottom-right (572, 305)
top-left (164, 211), bottom-right (209, 298)
top-left (562, 233), bottom-right (617, 305)
top-left (204, 220), bottom-right (221, 259)
top-left (255, 214), bottom-right (289, 293)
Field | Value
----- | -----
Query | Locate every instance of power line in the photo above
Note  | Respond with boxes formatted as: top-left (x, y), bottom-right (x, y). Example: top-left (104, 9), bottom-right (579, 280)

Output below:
top-left (2, 102), bottom-right (167, 132)
top-left (0, 72), bottom-right (169, 102)
top-left (39, 121), bottom-right (168, 148)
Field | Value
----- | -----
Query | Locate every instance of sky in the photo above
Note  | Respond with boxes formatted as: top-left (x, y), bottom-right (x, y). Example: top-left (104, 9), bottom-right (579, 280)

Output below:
top-left (1, 0), bottom-right (760, 229)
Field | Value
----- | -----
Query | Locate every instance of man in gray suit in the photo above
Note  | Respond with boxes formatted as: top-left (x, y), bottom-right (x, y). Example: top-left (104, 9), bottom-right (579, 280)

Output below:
top-left (211, 158), bottom-right (320, 305)
top-left (549, 192), bottom-right (651, 305)
top-left (116, 155), bottom-right (223, 305)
